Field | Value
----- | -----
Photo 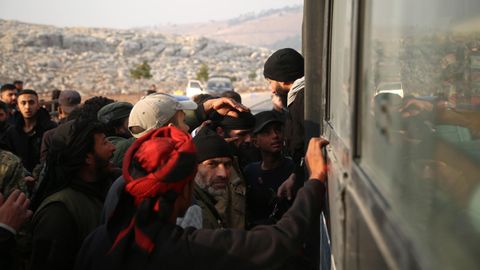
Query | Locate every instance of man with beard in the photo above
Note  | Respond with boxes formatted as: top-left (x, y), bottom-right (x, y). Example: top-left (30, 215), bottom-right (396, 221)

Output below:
top-left (101, 94), bottom-right (249, 224)
top-left (209, 111), bottom-right (257, 229)
top-left (263, 48), bottom-right (305, 200)
top-left (0, 84), bottom-right (17, 118)
top-left (29, 119), bottom-right (116, 270)
top-left (3, 90), bottom-right (57, 172)
top-left (192, 128), bottom-right (240, 229)
top-left (40, 96), bottom-right (115, 164)
top-left (97, 102), bottom-right (133, 147)
top-left (74, 128), bottom-right (329, 270)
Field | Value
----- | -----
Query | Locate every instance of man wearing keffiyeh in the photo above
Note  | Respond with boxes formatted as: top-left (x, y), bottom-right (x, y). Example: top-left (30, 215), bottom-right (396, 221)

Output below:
top-left (75, 126), bottom-right (329, 270)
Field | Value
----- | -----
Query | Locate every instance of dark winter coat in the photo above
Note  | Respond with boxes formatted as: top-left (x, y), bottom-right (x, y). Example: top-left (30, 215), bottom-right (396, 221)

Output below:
top-left (3, 108), bottom-right (56, 172)
top-left (75, 180), bottom-right (325, 270)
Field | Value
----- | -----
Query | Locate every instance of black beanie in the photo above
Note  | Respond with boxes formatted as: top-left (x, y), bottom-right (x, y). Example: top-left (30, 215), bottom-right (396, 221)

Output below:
top-left (193, 128), bottom-right (233, 163)
top-left (263, 48), bottom-right (304, 82)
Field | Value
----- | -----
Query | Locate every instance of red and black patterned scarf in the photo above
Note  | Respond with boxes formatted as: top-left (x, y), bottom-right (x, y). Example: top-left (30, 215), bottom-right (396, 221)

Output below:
top-left (108, 126), bottom-right (197, 256)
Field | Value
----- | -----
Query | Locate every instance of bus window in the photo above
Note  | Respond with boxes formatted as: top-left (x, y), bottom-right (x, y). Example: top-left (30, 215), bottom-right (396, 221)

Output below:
top-left (329, 0), bottom-right (354, 145)
top-left (358, 0), bottom-right (480, 268)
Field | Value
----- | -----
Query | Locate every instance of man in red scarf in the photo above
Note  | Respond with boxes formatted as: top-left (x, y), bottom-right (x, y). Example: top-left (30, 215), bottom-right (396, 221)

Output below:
top-left (75, 125), bottom-right (329, 270)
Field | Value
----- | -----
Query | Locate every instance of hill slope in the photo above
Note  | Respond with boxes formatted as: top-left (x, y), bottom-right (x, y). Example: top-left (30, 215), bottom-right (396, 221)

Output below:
top-left (149, 6), bottom-right (302, 50)
top-left (0, 19), bottom-right (271, 95)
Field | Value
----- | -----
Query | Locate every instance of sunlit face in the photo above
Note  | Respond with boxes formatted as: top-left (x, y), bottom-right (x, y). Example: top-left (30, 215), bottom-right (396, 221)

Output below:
top-left (266, 78), bottom-right (290, 96)
top-left (254, 122), bottom-right (284, 153)
top-left (91, 133), bottom-right (116, 174)
top-left (195, 157), bottom-right (233, 196)
top-left (17, 94), bottom-right (39, 119)
top-left (1, 90), bottom-right (17, 107)
top-left (169, 110), bottom-right (190, 133)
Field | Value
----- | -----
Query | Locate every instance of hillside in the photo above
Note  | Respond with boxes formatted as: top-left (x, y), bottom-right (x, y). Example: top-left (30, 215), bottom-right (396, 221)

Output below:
top-left (148, 6), bottom-right (302, 50)
top-left (0, 19), bottom-right (272, 95)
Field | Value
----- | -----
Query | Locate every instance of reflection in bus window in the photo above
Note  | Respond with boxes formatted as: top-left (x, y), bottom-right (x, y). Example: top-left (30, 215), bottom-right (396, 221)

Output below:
top-left (359, 0), bottom-right (480, 269)
top-left (329, 0), bottom-right (353, 146)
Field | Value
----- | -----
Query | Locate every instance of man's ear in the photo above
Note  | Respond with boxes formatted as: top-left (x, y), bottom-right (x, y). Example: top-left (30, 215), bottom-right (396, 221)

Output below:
top-left (215, 126), bottom-right (225, 137)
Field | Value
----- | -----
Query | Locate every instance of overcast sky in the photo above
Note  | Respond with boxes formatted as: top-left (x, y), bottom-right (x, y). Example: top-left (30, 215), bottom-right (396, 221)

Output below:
top-left (0, 0), bottom-right (302, 29)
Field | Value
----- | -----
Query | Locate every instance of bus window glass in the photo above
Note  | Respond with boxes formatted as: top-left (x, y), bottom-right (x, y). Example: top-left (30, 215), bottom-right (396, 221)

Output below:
top-left (329, 0), bottom-right (353, 145)
top-left (359, 0), bottom-right (480, 268)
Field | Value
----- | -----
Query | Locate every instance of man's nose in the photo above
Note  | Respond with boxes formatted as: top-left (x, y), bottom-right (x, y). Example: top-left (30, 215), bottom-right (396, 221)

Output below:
top-left (216, 165), bottom-right (228, 178)
top-left (272, 129), bottom-right (281, 138)
top-left (270, 86), bottom-right (277, 94)
top-left (109, 142), bottom-right (116, 152)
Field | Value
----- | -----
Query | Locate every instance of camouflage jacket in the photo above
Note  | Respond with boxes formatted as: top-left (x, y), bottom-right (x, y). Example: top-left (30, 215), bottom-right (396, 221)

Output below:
top-left (0, 150), bottom-right (29, 197)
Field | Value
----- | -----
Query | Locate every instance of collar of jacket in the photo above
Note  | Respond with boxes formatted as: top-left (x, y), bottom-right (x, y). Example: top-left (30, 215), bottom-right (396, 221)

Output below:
top-left (193, 184), bottom-right (226, 228)
top-left (69, 177), bottom-right (110, 202)
top-left (13, 107), bottom-right (54, 132)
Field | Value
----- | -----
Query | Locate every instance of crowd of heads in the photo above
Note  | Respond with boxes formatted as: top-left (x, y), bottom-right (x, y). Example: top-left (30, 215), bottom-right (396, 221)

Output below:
top-left (0, 47), bottom-right (313, 269)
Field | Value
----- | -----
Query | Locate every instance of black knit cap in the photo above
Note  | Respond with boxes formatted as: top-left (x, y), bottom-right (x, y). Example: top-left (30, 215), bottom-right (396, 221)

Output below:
top-left (192, 128), bottom-right (233, 163)
top-left (263, 48), bottom-right (304, 82)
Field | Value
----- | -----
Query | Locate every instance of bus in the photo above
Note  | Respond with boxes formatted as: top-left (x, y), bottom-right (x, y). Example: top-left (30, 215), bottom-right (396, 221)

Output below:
top-left (302, 0), bottom-right (480, 269)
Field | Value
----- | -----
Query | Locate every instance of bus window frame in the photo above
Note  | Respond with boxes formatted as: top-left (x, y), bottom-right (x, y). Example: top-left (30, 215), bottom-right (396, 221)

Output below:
top-left (321, 0), bottom-right (424, 269)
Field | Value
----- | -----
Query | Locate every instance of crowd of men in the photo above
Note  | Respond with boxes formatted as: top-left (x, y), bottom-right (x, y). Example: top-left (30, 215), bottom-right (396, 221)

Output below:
top-left (0, 48), bottom-right (329, 270)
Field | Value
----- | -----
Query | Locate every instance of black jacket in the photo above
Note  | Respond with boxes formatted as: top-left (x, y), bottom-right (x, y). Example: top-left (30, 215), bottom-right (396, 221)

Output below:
top-left (285, 88), bottom-right (304, 164)
top-left (285, 82), bottom-right (305, 182)
top-left (3, 108), bottom-right (56, 172)
top-left (0, 227), bottom-right (16, 270)
top-left (75, 181), bottom-right (325, 270)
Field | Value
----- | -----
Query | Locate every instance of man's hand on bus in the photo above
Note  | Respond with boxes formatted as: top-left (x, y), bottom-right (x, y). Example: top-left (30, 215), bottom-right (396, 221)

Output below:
top-left (203, 97), bottom-right (250, 118)
top-left (277, 173), bottom-right (296, 201)
top-left (306, 137), bottom-right (329, 182)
